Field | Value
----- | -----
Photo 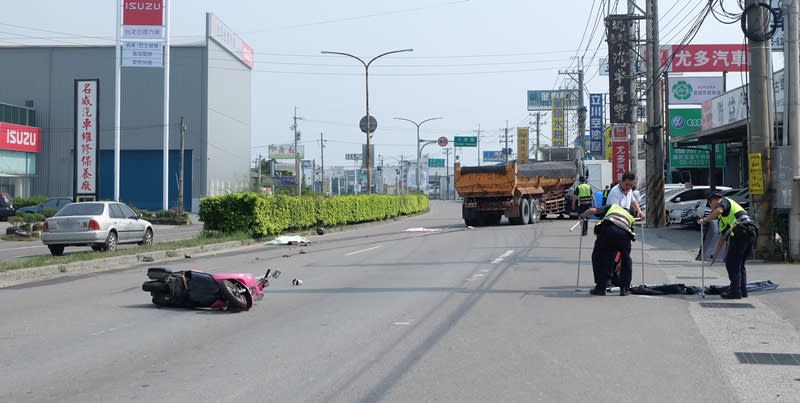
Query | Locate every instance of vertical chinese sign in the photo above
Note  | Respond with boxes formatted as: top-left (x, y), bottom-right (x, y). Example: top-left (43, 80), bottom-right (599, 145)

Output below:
top-left (606, 16), bottom-right (634, 124)
top-left (589, 93), bottom-right (605, 158)
top-left (517, 127), bottom-right (529, 163)
top-left (552, 97), bottom-right (565, 147)
top-left (611, 125), bottom-right (629, 182)
top-left (75, 80), bottom-right (99, 201)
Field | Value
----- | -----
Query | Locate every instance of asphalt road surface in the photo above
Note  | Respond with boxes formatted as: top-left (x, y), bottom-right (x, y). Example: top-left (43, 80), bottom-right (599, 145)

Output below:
top-left (2, 201), bottom-right (796, 402)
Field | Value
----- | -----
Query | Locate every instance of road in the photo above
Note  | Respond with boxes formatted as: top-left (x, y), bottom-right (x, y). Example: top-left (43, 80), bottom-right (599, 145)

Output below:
top-left (0, 220), bottom-right (204, 262)
top-left (1, 200), bottom-right (798, 402)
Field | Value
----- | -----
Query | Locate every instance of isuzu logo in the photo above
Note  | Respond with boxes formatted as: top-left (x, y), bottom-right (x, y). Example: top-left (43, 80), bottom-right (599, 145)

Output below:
top-left (7, 129), bottom-right (37, 146)
top-left (0, 123), bottom-right (41, 153)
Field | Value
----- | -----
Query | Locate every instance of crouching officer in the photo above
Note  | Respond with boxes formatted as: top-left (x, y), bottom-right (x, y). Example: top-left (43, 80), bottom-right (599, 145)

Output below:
top-left (579, 204), bottom-right (637, 296)
top-left (698, 192), bottom-right (758, 299)
top-left (572, 176), bottom-right (593, 236)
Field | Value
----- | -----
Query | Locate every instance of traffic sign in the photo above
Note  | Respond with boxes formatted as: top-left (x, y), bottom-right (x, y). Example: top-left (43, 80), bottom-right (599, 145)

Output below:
top-left (359, 115), bottom-right (378, 134)
top-left (345, 153), bottom-right (362, 161)
top-left (454, 136), bottom-right (477, 147)
top-left (437, 136), bottom-right (448, 147)
top-left (428, 158), bottom-right (445, 167)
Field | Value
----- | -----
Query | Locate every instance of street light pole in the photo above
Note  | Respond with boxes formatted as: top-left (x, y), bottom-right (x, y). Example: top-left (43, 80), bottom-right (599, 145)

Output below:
top-left (321, 49), bottom-right (413, 194)
top-left (394, 117), bottom-right (443, 194)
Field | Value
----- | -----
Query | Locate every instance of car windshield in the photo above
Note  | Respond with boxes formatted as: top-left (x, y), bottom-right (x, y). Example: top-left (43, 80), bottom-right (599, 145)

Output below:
top-left (55, 203), bottom-right (104, 216)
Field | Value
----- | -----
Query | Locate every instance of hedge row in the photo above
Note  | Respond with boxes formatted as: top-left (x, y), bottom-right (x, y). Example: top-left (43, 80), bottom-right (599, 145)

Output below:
top-left (198, 193), bottom-right (429, 238)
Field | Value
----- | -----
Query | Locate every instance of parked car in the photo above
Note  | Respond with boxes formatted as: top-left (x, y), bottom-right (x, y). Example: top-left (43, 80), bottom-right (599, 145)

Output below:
top-left (41, 201), bottom-right (154, 256)
top-left (674, 188), bottom-right (750, 227)
top-left (664, 186), bottom-right (731, 224)
top-left (15, 197), bottom-right (73, 216)
top-left (0, 192), bottom-right (14, 221)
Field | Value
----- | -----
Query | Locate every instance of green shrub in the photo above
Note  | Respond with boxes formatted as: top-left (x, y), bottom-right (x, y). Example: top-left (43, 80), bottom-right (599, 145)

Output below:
top-left (11, 195), bottom-right (48, 209)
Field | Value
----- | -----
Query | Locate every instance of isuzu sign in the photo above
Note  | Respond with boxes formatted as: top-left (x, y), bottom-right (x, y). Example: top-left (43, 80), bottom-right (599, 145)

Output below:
top-left (123, 0), bottom-right (164, 26)
top-left (0, 123), bottom-right (41, 153)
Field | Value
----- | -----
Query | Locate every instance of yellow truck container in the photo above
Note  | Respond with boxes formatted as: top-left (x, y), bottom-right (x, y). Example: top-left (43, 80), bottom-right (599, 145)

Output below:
top-left (455, 160), bottom-right (580, 226)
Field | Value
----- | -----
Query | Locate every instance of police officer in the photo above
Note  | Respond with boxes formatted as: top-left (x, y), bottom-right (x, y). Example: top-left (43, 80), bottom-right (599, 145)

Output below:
top-left (698, 192), bottom-right (758, 299)
top-left (572, 176), bottom-right (593, 236)
top-left (579, 204), bottom-right (637, 296)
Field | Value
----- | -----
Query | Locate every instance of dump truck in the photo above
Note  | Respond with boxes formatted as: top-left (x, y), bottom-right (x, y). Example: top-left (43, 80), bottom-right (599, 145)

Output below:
top-left (454, 158), bottom-right (581, 226)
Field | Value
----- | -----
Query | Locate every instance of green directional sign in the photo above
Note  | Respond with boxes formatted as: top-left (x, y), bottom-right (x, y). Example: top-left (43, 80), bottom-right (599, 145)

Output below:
top-left (454, 136), bottom-right (477, 147)
top-left (428, 158), bottom-right (445, 167)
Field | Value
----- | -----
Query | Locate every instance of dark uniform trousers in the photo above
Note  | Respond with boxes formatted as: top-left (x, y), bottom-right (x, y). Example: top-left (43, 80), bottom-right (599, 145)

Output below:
top-left (578, 203), bottom-right (592, 236)
top-left (591, 223), bottom-right (632, 289)
top-left (725, 225), bottom-right (756, 295)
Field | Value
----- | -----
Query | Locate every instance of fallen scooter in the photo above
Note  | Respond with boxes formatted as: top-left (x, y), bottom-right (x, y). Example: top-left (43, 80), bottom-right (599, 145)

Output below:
top-left (141, 267), bottom-right (281, 311)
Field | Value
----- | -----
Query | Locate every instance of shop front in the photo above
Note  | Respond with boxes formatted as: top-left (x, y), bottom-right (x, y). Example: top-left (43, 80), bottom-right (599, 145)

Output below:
top-left (0, 103), bottom-right (40, 198)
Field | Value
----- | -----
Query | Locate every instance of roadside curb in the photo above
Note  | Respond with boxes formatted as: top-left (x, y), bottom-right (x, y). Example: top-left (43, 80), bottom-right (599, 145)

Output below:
top-left (0, 240), bottom-right (260, 288)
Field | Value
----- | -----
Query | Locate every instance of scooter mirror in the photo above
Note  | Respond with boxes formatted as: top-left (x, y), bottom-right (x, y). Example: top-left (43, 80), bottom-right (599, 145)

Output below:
top-left (272, 269), bottom-right (281, 279)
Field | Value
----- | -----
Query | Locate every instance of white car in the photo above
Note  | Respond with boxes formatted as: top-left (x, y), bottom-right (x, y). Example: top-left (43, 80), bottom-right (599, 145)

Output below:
top-left (41, 201), bottom-right (154, 256)
top-left (664, 186), bottom-right (730, 223)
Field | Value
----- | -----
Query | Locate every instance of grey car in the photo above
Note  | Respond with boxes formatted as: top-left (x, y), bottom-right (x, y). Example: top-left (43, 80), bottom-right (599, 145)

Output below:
top-left (41, 201), bottom-right (154, 256)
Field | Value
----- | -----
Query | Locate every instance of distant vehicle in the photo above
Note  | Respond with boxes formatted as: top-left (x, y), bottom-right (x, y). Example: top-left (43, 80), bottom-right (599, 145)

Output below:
top-left (0, 192), bottom-right (14, 221)
top-left (672, 188), bottom-right (750, 227)
top-left (41, 201), bottom-right (154, 256)
top-left (15, 197), bottom-right (73, 215)
top-left (667, 187), bottom-right (734, 226)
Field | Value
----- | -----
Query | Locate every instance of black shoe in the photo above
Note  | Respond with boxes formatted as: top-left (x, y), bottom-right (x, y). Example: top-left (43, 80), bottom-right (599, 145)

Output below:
top-left (720, 290), bottom-right (742, 299)
top-left (589, 287), bottom-right (606, 296)
top-left (741, 290), bottom-right (748, 298)
top-left (620, 287), bottom-right (630, 296)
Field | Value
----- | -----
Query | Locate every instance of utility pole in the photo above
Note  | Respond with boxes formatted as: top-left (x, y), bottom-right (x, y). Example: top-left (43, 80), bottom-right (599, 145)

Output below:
top-left (177, 116), bottom-right (186, 217)
top-left (645, 0), bottom-right (665, 227)
top-left (292, 106), bottom-right (302, 196)
top-left (501, 120), bottom-right (511, 164)
top-left (443, 147), bottom-right (452, 199)
top-left (744, 0), bottom-right (774, 256)
top-left (531, 112), bottom-right (546, 160)
top-left (319, 132), bottom-right (326, 195)
top-left (786, 0), bottom-right (800, 258)
top-left (559, 65), bottom-right (587, 151)
top-left (474, 124), bottom-right (484, 166)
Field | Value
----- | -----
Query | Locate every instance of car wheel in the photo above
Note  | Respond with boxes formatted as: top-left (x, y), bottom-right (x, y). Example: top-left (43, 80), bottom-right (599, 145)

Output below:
top-left (103, 231), bottom-right (118, 251)
top-left (138, 228), bottom-right (154, 246)
top-left (48, 245), bottom-right (65, 256)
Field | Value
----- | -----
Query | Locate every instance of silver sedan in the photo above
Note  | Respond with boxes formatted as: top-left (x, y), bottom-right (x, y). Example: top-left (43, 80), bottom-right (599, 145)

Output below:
top-left (41, 201), bottom-right (154, 256)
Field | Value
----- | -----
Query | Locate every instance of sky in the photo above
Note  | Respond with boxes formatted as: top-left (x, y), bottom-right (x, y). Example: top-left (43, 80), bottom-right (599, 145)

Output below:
top-left (0, 0), bottom-right (774, 168)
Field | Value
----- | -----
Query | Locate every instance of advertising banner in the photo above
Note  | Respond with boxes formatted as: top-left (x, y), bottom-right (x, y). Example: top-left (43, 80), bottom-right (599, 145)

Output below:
top-left (122, 0), bottom-right (164, 26)
top-left (483, 151), bottom-right (504, 163)
top-left (0, 122), bottom-right (41, 153)
top-left (517, 127), bottom-right (529, 163)
top-left (121, 0), bottom-right (166, 68)
top-left (75, 79), bottom-right (99, 198)
top-left (660, 44), bottom-right (748, 73)
top-left (611, 125), bottom-right (629, 182)
top-left (607, 15), bottom-right (634, 123)
top-left (268, 144), bottom-right (303, 160)
top-left (668, 108), bottom-right (725, 168)
top-left (121, 41), bottom-right (163, 67)
top-left (589, 93), bottom-right (604, 157)
top-left (208, 13), bottom-right (255, 69)
top-left (552, 97), bottom-right (565, 146)
top-left (668, 76), bottom-right (724, 105)
top-left (527, 89), bottom-right (579, 111)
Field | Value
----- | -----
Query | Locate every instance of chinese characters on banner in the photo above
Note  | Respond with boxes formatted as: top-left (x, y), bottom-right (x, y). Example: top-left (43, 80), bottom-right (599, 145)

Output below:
top-left (75, 80), bottom-right (99, 198)
top-left (660, 44), bottom-right (748, 73)
top-left (552, 97), bottom-right (565, 146)
top-left (611, 125), bottom-right (629, 182)
top-left (589, 93), bottom-right (604, 157)
top-left (517, 127), bottom-right (529, 163)
top-left (606, 16), bottom-right (634, 124)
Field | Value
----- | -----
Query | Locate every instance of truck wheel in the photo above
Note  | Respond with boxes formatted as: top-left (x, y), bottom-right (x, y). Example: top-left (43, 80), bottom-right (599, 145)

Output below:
top-left (520, 199), bottom-right (531, 225)
top-left (530, 200), bottom-right (541, 224)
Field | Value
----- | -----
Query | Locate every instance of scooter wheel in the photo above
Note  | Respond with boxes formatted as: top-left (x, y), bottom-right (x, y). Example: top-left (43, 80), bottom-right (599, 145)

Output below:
top-left (218, 280), bottom-right (250, 311)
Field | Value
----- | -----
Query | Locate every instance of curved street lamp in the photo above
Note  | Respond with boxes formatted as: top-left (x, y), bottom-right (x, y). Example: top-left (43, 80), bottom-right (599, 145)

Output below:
top-left (394, 117), bottom-right (443, 194)
top-left (321, 49), bottom-right (414, 194)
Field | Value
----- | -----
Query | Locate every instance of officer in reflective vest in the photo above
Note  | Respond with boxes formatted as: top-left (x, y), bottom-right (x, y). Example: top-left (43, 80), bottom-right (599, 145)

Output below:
top-left (698, 192), bottom-right (758, 299)
top-left (579, 203), bottom-right (636, 296)
top-left (572, 176), bottom-right (593, 236)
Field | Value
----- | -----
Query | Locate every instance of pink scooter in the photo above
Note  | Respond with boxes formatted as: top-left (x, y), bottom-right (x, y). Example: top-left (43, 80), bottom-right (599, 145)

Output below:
top-left (141, 267), bottom-right (281, 311)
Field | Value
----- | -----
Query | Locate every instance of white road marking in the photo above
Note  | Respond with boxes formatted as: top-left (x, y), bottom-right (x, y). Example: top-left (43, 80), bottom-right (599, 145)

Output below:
top-left (393, 322), bottom-right (410, 325)
top-left (491, 250), bottom-right (514, 264)
top-left (344, 244), bottom-right (383, 256)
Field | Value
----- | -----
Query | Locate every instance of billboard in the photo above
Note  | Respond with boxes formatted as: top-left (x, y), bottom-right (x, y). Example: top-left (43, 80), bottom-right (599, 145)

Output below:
top-left (611, 125), bottom-right (629, 182)
top-left (589, 93), bottom-right (604, 157)
top-left (527, 89), bottom-right (579, 111)
top-left (668, 76), bottom-right (724, 105)
top-left (268, 144), bottom-right (304, 160)
top-left (606, 15), bottom-right (634, 123)
top-left (660, 44), bottom-right (748, 73)
top-left (121, 0), bottom-right (166, 67)
top-left (552, 97), bottom-right (565, 146)
top-left (207, 13), bottom-right (255, 69)
top-left (668, 108), bottom-right (725, 168)
top-left (517, 127), bottom-right (529, 163)
top-left (483, 151), bottom-right (504, 163)
top-left (75, 79), bottom-right (99, 198)
top-left (122, 0), bottom-right (164, 25)
top-left (0, 122), bottom-right (41, 153)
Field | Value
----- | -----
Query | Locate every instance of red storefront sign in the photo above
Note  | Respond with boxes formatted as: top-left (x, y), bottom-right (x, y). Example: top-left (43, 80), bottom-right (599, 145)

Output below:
top-left (123, 0), bottom-right (164, 26)
top-left (660, 44), bottom-right (749, 73)
top-left (611, 126), bottom-right (630, 182)
top-left (0, 122), bottom-right (41, 153)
